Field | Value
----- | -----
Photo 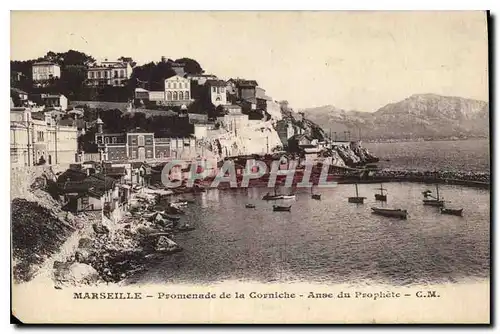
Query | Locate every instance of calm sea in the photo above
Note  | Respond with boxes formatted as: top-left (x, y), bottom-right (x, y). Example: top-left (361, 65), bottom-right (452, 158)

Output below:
top-left (363, 139), bottom-right (490, 173)
top-left (129, 183), bottom-right (490, 286)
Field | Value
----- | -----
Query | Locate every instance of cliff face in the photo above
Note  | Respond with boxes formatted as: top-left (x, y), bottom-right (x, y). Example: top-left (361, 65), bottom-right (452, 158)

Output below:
top-left (278, 102), bottom-right (378, 167)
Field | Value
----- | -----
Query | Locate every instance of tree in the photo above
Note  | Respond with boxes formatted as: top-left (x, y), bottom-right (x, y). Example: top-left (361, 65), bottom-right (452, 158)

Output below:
top-left (175, 58), bottom-right (203, 75)
top-left (118, 56), bottom-right (137, 68)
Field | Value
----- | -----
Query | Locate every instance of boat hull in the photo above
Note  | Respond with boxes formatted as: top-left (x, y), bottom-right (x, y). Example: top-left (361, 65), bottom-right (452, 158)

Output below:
top-left (311, 194), bottom-right (321, 200)
top-left (423, 200), bottom-right (445, 207)
top-left (371, 207), bottom-right (408, 219)
top-left (245, 204), bottom-right (256, 209)
top-left (262, 195), bottom-right (296, 200)
top-left (348, 197), bottom-right (365, 204)
top-left (375, 194), bottom-right (387, 201)
top-left (273, 205), bottom-right (291, 212)
top-left (440, 208), bottom-right (463, 216)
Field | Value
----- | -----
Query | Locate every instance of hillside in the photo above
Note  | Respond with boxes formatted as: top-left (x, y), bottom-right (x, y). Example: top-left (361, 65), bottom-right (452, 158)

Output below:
top-left (301, 94), bottom-right (489, 141)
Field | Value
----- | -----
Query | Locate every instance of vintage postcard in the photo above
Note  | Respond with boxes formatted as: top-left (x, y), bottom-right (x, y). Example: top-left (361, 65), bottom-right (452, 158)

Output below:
top-left (10, 11), bottom-right (490, 324)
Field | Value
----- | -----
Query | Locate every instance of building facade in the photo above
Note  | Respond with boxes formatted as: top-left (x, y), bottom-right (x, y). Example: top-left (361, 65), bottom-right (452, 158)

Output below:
top-left (86, 59), bottom-right (132, 87)
top-left (10, 109), bottom-right (79, 167)
top-left (185, 74), bottom-right (217, 86)
top-left (39, 94), bottom-right (68, 111)
top-left (164, 75), bottom-right (193, 106)
top-left (32, 61), bottom-right (61, 82)
top-left (205, 80), bottom-right (228, 106)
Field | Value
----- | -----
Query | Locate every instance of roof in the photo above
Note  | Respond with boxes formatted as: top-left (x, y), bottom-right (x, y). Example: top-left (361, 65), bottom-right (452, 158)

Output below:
top-left (11, 88), bottom-right (28, 95)
top-left (235, 80), bottom-right (258, 87)
top-left (41, 94), bottom-right (65, 99)
top-left (58, 118), bottom-right (76, 127)
top-left (31, 112), bottom-right (45, 121)
top-left (205, 79), bottom-right (227, 87)
top-left (59, 174), bottom-right (116, 197)
top-left (103, 166), bottom-right (127, 176)
top-left (290, 133), bottom-right (313, 142)
top-left (33, 61), bottom-right (59, 66)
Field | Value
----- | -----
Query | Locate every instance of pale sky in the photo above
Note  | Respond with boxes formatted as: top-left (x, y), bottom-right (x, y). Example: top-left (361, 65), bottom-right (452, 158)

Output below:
top-left (11, 11), bottom-right (489, 111)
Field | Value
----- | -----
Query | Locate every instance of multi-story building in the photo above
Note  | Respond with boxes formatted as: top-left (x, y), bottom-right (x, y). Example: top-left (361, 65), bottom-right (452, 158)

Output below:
top-left (163, 75), bottom-right (193, 106)
top-left (205, 80), bottom-right (228, 106)
top-left (32, 61), bottom-right (61, 83)
top-left (86, 59), bottom-right (132, 87)
top-left (10, 88), bottom-right (29, 107)
top-left (37, 94), bottom-right (68, 111)
top-left (10, 108), bottom-right (79, 167)
top-left (93, 118), bottom-right (198, 162)
top-left (226, 79), bottom-right (258, 101)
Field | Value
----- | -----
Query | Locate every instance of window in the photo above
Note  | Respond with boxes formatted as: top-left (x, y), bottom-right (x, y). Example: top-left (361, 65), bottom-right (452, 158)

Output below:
top-left (105, 137), bottom-right (110, 144)
top-left (179, 91), bottom-right (184, 100)
top-left (173, 83), bottom-right (177, 89)
top-left (90, 72), bottom-right (95, 79)
top-left (114, 71), bottom-right (118, 78)
top-left (104, 71), bottom-right (108, 78)
top-left (120, 70), bottom-right (125, 78)
top-left (212, 87), bottom-right (216, 93)
top-left (138, 135), bottom-right (145, 146)
top-left (97, 72), bottom-right (101, 79)
top-left (167, 82), bottom-right (170, 89)
top-left (173, 91), bottom-right (178, 100)
top-left (131, 150), bottom-right (137, 159)
top-left (167, 91), bottom-right (172, 100)
top-left (146, 150), bottom-right (153, 158)
top-left (115, 80), bottom-right (119, 86)
top-left (112, 137), bottom-right (117, 144)
top-left (185, 91), bottom-right (189, 99)
top-left (37, 131), bottom-right (44, 142)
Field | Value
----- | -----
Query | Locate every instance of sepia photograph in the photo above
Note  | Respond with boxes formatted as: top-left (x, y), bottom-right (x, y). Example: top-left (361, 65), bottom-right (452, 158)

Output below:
top-left (10, 10), bottom-right (490, 324)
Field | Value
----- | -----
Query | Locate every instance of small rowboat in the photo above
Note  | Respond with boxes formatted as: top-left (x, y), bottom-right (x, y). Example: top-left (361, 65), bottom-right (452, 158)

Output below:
top-left (245, 204), bottom-right (256, 209)
top-left (273, 205), bottom-right (291, 212)
top-left (423, 199), bottom-right (445, 207)
top-left (262, 194), bottom-right (296, 200)
top-left (440, 208), bottom-right (463, 216)
top-left (348, 197), bottom-right (366, 204)
top-left (311, 194), bottom-right (321, 200)
top-left (371, 207), bottom-right (408, 219)
top-left (348, 184), bottom-right (365, 204)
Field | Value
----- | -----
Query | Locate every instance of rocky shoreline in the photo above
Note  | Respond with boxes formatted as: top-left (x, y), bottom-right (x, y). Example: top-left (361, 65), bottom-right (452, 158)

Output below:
top-left (12, 163), bottom-right (490, 287)
top-left (51, 193), bottom-right (196, 286)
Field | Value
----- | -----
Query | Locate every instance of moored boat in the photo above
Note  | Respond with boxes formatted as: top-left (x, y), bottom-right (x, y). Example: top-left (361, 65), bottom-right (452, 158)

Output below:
top-left (273, 205), bottom-right (291, 212)
top-left (374, 184), bottom-right (387, 201)
top-left (440, 208), bottom-right (463, 216)
top-left (371, 207), bottom-right (408, 219)
top-left (348, 184), bottom-right (365, 204)
top-left (422, 184), bottom-right (445, 207)
top-left (245, 204), bottom-right (256, 208)
top-left (423, 199), bottom-right (445, 207)
top-left (311, 186), bottom-right (321, 200)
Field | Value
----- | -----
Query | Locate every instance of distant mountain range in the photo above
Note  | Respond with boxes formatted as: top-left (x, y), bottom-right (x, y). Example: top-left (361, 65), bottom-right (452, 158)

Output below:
top-left (300, 94), bottom-right (489, 141)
